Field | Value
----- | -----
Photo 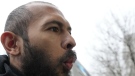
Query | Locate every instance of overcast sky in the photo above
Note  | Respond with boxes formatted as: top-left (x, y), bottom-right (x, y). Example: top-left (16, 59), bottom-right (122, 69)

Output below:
top-left (0, 0), bottom-right (135, 75)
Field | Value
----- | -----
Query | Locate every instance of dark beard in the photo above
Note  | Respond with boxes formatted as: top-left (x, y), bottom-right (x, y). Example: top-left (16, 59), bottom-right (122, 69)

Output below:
top-left (20, 41), bottom-right (77, 76)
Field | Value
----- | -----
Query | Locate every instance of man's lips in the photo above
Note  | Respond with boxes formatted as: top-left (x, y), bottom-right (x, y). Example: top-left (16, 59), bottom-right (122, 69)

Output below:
top-left (63, 57), bottom-right (76, 70)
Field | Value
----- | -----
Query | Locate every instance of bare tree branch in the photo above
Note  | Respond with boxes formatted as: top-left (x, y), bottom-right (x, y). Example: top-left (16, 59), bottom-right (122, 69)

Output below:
top-left (94, 11), bottom-right (135, 76)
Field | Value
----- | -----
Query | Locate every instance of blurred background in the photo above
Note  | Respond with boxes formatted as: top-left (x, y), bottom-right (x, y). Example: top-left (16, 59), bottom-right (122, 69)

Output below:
top-left (1, 0), bottom-right (135, 76)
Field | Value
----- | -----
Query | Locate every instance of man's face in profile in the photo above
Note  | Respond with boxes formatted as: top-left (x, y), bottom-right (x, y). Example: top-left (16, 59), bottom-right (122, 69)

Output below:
top-left (20, 3), bottom-right (76, 76)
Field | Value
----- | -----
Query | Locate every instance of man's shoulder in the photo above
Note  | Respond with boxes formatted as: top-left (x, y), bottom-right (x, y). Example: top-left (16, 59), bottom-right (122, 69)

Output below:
top-left (0, 55), bottom-right (8, 60)
top-left (0, 55), bottom-right (8, 64)
top-left (0, 55), bottom-right (10, 76)
top-left (0, 55), bottom-right (8, 65)
top-left (0, 55), bottom-right (23, 76)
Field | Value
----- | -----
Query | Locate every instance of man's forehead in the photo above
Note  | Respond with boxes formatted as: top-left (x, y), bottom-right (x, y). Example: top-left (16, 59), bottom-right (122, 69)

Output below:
top-left (25, 2), bottom-right (70, 29)
top-left (25, 2), bottom-right (61, 15)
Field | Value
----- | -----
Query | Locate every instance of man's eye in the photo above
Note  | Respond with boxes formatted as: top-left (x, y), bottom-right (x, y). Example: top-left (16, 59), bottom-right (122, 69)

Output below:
top-left (69, 32), bottom-right (71, 35)
top-left (49, 27), bottom-right (59, 32)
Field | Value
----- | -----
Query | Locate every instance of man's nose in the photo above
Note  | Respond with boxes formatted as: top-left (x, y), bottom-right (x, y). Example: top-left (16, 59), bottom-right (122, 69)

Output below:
top-left (62, 35), bottom-right (76, 50)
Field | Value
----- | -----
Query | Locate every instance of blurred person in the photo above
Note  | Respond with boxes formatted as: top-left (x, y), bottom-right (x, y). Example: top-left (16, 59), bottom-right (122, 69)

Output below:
top-left (0, 1), bottom-right (77, 76)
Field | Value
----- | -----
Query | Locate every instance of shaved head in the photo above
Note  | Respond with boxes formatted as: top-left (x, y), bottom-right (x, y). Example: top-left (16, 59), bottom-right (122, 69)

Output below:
top-left (4, 1), bottom-right (59, 40)
top-left (2, 1), bottom-right (76, 76)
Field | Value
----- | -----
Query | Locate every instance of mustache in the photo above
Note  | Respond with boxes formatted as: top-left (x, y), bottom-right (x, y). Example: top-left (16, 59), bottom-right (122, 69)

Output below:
top-left (60, 50), bottom-right (77, 63)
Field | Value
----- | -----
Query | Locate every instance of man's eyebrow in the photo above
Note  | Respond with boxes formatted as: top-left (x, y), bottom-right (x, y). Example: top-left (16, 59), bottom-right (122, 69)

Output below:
top-left (41, 20), bottom-right (72, 31)
top-left (68, 26), bottom-right (72, 31)
top-left (46, 20), bottom-right (63, 27)
top-left (41, 20), bottom-right (63, 30)
top-left (50, 20), bottom-right (72, 31)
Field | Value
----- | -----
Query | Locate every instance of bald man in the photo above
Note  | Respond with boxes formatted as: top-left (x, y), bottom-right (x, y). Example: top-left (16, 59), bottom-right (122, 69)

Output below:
top-left (0, 1), bottom-right (77, 76)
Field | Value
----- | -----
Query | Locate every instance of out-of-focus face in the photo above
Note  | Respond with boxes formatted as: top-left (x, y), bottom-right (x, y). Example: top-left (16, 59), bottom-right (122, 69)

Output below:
top-left (20, 3), bottom-right (76, 76)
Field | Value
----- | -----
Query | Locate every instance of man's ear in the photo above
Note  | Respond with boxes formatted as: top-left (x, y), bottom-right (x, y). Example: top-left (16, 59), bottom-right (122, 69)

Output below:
top-left (1, 31), bottom-right (20, 56)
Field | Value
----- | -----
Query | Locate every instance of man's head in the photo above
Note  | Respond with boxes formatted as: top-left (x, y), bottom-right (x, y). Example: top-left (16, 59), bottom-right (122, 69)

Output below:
top-left (1, 1), bottom-right (76, 76)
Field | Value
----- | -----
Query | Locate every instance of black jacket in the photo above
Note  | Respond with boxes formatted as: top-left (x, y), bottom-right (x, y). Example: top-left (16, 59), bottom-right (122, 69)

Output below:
top-left (0, 55), bottom-right (23, 76)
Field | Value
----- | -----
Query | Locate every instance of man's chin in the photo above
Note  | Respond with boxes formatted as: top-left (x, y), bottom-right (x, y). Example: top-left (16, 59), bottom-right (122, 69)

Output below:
top-left (57, 69), bottom-right (71, 76)
top-left (60, 73), bottom-right (71, 76)
top-left (52, 64), bottom-right (69, 76)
